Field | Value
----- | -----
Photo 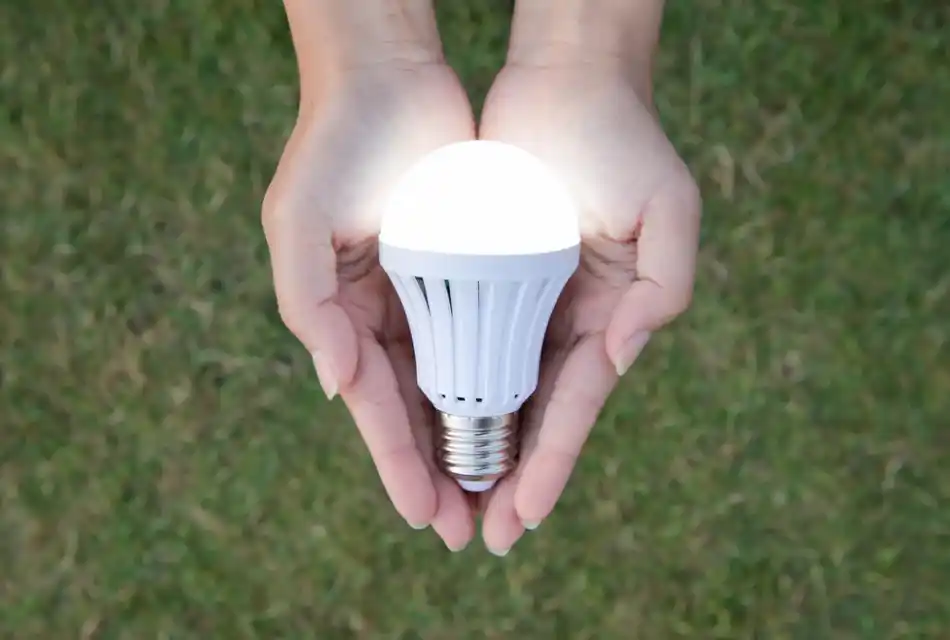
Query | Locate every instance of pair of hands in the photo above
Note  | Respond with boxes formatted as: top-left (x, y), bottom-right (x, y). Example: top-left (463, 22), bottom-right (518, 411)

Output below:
top-left (262, 57), bottom-right (700, 553)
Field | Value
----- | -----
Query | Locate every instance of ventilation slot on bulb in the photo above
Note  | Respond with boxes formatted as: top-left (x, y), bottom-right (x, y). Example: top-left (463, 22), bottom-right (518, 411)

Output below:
top-left (390, 273), bottom-right (569, 415)
top-left (414, 277), bottom-right (429, 310)
top-left (412, 276), bottom-right (456, 314)
top-left (442, 278), bottom-right (481, 408)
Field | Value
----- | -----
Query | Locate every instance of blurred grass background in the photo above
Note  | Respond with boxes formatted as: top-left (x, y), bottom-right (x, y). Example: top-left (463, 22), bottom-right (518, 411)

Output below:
top-left (2, 0), bottom-right (949, 637)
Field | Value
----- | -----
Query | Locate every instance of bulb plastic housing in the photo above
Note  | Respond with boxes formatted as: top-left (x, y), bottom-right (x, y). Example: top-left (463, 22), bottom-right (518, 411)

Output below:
top-left (379, 141), bottom-right (581, 492)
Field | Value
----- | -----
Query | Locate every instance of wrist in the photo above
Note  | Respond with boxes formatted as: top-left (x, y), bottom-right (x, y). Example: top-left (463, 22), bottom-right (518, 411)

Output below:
top-left (283, 0), bottom-right (444, 102)
top-left (507, 0), bottom-right (664, 81)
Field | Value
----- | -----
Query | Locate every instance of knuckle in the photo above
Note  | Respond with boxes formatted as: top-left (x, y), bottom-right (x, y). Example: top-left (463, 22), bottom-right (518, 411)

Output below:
top-left (670, 161), bottom-right (703, 218)
top-left (276, 297), bottom-right (310, 339)
top-left (260, 189), bottom-right (278, 228)
top-left (260, 184), bottom-right (292, 233)
top-left (683, 177), bottom-right (702, 216)
top-left (666, 284), bottom-right (695, 318)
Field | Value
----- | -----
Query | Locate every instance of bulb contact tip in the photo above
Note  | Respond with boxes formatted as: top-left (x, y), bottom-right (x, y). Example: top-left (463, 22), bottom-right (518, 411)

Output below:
top-left (457, 478), bottom-right (497, 493)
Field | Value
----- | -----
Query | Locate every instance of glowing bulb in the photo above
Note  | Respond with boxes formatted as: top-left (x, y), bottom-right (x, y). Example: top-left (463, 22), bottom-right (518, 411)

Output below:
top-left (379, 141), bottom-right (580, 492)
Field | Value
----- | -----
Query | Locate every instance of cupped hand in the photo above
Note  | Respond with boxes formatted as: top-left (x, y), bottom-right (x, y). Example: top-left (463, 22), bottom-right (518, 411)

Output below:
top-left (262, 64), bottom-right (477, 550)
top-left (477, 63), bottom-right (702, 553)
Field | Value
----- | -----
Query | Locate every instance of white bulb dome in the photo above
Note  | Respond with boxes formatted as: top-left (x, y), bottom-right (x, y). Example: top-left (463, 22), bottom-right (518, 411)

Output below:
top-left (379, 140), bottom-right (580, 256)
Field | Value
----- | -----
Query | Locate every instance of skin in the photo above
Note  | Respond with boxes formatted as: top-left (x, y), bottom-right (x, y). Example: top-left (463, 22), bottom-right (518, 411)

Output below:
top-left (263, 0), bottom-right (701, 554)
top-left (263, 0), bottom-right (478, 550)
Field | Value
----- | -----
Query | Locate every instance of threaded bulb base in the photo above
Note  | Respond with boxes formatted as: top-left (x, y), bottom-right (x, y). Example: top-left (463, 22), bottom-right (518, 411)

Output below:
top-left (436, 412), bottom-right (519, 491)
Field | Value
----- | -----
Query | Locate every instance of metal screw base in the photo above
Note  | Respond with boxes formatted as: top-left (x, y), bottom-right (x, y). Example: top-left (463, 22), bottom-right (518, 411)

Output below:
top-left (436, 412), bottom-right (519, 485)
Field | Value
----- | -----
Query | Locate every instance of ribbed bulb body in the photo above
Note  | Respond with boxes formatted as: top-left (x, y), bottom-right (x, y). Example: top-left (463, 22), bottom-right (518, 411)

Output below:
top-left (380, 244), bottom-right (578, 491)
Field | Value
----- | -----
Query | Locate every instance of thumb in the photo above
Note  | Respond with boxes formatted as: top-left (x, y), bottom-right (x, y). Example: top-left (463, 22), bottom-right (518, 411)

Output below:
top-left (605, 179), bottom-right (701, 376)
top-left (262, 191), bottom-right (359, 399)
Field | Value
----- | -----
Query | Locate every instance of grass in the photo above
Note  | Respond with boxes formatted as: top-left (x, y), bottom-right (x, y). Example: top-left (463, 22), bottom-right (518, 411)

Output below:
top-left (1, 0), bottom-right (948, 637)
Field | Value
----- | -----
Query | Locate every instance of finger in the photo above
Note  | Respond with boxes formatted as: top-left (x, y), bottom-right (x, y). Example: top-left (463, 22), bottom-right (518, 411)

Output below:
top-left (480, 473), bottom-right (525, 557)
top-left (605, 179), bottom-right (701, 376)
top-left (386, 340), bottom-right (474, 550)
top-left (341, 336), bottom-right (438, 528)
top-left (432, 474), bottom-right (476, 551)
top-left (518, 339), bottom-right (573, 461)
top-left (513, 334), bottom-right (617, 526)
top-left (479, 340), bottom-right (569, 541)
top-left (262, 188), bottom-right (359, 398)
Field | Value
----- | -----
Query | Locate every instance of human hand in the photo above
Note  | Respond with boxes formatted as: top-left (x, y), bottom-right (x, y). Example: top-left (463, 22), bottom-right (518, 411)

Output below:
top-left (477, 19), bottom-right (702, 553)
top-left (262, 2), bottom-right (477, 550)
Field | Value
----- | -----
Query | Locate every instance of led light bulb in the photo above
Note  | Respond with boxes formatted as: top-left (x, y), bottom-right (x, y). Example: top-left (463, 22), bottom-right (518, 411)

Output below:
top-left (379, 140), bottom-right (580, 493)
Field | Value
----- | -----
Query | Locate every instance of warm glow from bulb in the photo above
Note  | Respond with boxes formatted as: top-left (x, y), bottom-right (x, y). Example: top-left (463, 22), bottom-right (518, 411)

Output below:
top-left (379, 141), bottom-right (580, 256)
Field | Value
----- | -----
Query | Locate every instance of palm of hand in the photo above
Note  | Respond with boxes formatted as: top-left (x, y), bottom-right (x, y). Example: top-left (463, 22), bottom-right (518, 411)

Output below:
top-left (476, 66), bottom-right (701, 550)
top-left (263, 65), bottom-right (479, 548)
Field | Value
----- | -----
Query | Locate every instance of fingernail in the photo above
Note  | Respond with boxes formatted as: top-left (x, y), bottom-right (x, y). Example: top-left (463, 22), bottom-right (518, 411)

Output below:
top-left (446, 540), bottom-right (468, 553)
top-left (311, 351), bottom-right (338, 400)
top-left (523, 520), bottom-right (541, 531)
top-left (615, 331), bottom-right (652, 377)
top-left (408, 522), bottom-right (429, 531)
top-left (487, 545), bottom-right (510, 557)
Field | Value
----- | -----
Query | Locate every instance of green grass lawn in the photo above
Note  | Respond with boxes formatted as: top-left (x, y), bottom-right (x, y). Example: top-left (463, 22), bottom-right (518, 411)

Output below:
top-left (2, 0), bottom-right (948, 637)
